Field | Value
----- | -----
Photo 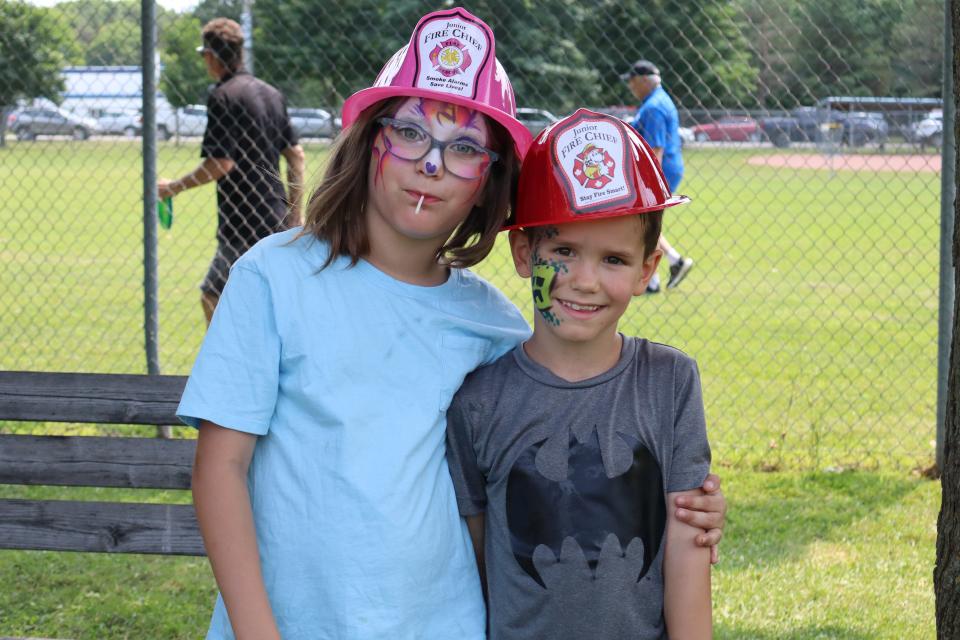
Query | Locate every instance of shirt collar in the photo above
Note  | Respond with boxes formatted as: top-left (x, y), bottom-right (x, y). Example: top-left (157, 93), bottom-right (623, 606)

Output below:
top-left (641, 85), bottom-right (662, 106)
top-left (217, 68), bottom-right (248, 86)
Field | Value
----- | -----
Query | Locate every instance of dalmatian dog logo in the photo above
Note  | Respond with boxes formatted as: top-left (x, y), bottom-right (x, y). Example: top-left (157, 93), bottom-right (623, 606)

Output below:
top-left (573, 143), bottom-right (615, 189)
top-left (429, 38), bottom-right (472, 77)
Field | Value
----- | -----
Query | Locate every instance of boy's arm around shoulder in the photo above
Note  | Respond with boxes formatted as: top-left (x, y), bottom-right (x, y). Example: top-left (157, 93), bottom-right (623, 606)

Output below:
top-left (661, 347), bottom-right (726, 562)
top-left (193, 421), bottom-right (281, 640)
top-left (663, 490), bottom-right (712, 639)
top-left (661, 349), bottom-right (711, 637)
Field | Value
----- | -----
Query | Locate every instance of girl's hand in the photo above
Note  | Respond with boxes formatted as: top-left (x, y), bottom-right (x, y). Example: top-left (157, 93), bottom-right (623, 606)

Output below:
top-left (673, 473), bottom-right (726, 564)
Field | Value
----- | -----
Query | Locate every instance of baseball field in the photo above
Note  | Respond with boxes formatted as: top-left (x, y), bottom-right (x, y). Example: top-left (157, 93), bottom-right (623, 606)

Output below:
top-left (0, 138), bottom-right (942, 638)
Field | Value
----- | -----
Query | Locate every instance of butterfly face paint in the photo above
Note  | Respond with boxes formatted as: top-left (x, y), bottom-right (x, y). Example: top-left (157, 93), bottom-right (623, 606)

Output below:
top-left (397, 99), bottom-right (491, 197)
top-left (371, 129), bottom-right (395, 186)
top-left (408, 98), bottom-right (485, 135)
top-left (364, 97), bottom-right (493, 248)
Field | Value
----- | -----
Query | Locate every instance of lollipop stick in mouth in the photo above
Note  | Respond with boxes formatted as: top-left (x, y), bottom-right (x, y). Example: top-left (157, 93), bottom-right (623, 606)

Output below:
top-left (415, 194), bottom-right (425, 216)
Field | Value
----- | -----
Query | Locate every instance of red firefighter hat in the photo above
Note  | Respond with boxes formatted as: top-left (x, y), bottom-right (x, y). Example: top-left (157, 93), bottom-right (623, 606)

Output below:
top-left (505, 108), bottom-right (690, 230)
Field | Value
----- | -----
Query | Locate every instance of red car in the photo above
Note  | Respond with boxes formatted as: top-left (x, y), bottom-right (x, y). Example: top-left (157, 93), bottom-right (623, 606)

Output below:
top-left (690, 116), bottom-right (762, 142)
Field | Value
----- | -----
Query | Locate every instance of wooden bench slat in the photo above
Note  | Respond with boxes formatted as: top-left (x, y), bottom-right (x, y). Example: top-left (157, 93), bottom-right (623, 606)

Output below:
top-left (0, 371), bottom-right (187, 425)
top-left (0, 499), bottom-right (204, 555)
top-left (0, 435), bottom-right (195, 489)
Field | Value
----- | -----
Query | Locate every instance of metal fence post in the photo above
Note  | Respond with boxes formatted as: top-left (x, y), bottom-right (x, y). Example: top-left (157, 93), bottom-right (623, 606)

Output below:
top-left (141, 0), bottom-right (160, 379)
top-left (242, 0), bottom-right (255, 75)
top-left (937, 0), bottom-right (956, 470)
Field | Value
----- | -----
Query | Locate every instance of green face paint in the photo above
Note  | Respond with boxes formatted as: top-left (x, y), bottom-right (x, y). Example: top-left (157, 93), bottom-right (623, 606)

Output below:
top-left (530, 226), bottom-right (566, 326)
top-left (532, 262), bottom-right (557, 311)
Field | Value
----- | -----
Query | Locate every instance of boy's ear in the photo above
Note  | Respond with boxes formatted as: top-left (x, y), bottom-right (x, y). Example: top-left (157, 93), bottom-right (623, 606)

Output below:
top-left (634, 248), bottom-right (663, 296)
top-left (508, 229), bottom-right (533, 278)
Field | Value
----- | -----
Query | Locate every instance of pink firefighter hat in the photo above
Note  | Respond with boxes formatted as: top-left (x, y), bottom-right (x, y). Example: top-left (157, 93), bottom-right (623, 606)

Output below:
top-left (341, 7), bottom-right (533, 158)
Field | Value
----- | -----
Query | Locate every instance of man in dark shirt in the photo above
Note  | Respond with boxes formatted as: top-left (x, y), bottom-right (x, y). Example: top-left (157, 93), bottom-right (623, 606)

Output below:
top-left (159, 18), bottom-right (305, 324)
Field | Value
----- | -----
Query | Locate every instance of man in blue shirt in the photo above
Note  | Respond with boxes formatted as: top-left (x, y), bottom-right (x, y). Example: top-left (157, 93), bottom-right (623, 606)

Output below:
top-left (623, 60), bottom-right (694, 293)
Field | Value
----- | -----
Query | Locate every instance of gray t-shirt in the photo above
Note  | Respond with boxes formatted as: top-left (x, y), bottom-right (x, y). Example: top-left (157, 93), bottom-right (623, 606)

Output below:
top-left (446, 337), bottom-right (710, 640)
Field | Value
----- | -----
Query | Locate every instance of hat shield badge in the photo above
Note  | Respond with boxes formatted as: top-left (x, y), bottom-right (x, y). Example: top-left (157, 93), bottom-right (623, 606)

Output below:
top-left (553, 113), bottom-right (635, 214)
top-left (506, 108), bottom-right (690, 230)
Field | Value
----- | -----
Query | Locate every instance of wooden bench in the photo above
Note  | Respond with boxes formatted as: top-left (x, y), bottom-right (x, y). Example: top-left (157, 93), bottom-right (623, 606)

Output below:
top-left (0, 371), bottom-right (204, 556)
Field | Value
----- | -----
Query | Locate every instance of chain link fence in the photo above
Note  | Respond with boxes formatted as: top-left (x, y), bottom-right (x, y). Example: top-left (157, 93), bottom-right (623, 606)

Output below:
top-left (0, 0), bottom-right (948, 470)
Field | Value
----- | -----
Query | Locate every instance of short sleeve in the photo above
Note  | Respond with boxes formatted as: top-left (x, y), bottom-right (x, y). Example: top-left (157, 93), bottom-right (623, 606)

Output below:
top-left (177, 262), bottom-right (280, 435)
top-left (667, 360), bottom-right (711, 492)
top-left (280, 99), bottom-right (298, 149)
top-left (445, 391), bottom-right (488, 516)
top-left (639, 108), bottom-right (668, 149)
top-left (630, 108), bottom-right (643, 135)
top-left (477, 285), bottom-right (531, 366)
top-left (201, 91), bottom-right (235, 159)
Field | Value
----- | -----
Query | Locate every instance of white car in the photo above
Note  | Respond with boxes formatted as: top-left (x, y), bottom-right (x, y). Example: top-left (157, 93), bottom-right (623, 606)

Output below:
top-left (910, 109), bottom-right (942, 149)
top-left (516, 108), bottom-right (559, 134)
top-left (289, 107), bottom-right (334, 138)
top-left (678, 126), bottom-right (694, 146)
top-left (95, 108), bottom-right (141, 137)
top-left (157, 105), bottom-right (208, 139)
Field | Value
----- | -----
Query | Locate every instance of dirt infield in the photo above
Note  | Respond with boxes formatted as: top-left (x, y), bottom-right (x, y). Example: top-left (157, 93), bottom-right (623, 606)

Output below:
top-left (747, 153), bottom-right (941, 173)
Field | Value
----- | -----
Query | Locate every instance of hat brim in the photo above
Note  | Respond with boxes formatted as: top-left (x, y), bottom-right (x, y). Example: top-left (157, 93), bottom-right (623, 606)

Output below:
top-left (342, 86), bottom-right (534, 159)
top-left (501, 194), bottom-right (691, 231)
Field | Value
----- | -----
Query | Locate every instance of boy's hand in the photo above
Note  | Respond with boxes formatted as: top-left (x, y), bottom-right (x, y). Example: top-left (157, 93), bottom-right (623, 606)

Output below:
top-left (673, 473), bottom-right (726, 564)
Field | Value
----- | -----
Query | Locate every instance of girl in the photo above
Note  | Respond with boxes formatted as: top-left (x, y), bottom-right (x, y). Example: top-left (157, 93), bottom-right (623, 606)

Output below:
top-left (179, 8), bottom-right (725, 639)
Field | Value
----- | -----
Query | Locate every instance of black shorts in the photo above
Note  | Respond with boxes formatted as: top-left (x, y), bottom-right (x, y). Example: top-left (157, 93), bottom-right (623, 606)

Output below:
top-left (199, 243), bottom-right (245, 297)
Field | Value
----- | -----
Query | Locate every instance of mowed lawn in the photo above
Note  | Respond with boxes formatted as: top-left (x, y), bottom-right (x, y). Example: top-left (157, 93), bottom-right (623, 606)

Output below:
top-left (0, 471), bottom-right (938, 639)
top-left (0, 138), bottom-right (942, 638)
top-left (0, 139), bottom-right (942, 469)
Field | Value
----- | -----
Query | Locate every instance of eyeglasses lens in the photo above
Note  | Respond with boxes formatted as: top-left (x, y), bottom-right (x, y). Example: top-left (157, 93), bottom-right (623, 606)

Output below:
top-left (381, 121), bottom-right (493, 179)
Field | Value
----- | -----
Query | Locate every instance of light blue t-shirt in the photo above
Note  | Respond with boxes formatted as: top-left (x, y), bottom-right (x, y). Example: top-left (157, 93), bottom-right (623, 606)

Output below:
top-left (631, 85), bottom-right (684, 191)
top-left (178, 229), bottom-right (531, 640)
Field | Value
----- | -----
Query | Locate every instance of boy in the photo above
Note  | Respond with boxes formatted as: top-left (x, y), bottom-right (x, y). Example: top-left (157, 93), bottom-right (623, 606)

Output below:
top-left (446, 109), bottom-right (712, 639)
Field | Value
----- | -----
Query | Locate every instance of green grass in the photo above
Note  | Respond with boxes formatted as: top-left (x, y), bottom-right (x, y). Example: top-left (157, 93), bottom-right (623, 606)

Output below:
top-left (0, 139), bottom-right (942, 470)
top-left (0, 138), bottom-right (942, 637)
top-left (0, 470), bottom-right (938, 639)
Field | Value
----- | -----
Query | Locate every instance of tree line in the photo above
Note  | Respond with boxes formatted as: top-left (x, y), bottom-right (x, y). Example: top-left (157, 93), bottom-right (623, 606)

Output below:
top-left (0, 0), bottom-right (944, 117)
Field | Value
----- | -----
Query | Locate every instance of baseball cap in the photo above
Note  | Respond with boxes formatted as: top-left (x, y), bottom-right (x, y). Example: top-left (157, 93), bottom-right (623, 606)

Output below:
top-left (620, 59), bottom-right (660, 81)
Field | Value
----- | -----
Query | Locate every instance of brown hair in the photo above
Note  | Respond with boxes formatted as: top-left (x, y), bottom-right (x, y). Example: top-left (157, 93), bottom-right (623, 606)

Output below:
top-left (201, 18), bottom-right (244, 71)
top-left (639, 210), bottom-right (663, 258)
top-left (300, 98), bottom-right (520, 270)
top-left (524, 211), bottom-right (664, 259)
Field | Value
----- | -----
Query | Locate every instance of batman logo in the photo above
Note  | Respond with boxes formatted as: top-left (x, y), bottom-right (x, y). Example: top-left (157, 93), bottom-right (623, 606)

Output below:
top-left (505, 426), bottom-right (665, 588)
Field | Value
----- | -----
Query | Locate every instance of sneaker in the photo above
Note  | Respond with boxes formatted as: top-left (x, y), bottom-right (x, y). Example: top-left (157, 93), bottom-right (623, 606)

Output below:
top-left (667, 257), bottom-right (694, 289)
top-left (645, 273), bottom-right (661, 294)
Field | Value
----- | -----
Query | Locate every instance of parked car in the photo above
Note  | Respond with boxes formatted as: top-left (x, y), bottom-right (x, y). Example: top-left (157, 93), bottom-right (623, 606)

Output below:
top-left (690, 116), bottom-right (761, 142)
top-left (95, 108), bottom-right (141, 137)
top-left (760, 106), bottom-right (833, 147)
top-left (7, 106), bottom-right (98, 141)
top-left (677, 126), bottom-right (694, 146)
top-left (909, 109), bottom-right (943, 149)
top-left (842, 111), bottom-right (888, 147)
top-left (156, 105), bottom-right (207, 139)
top-left (289, 107), bottom-right (334, 138)
top-left (516, 107), bottom-right (559, 134)
top-left (599, 105), bottom-right (635, 125)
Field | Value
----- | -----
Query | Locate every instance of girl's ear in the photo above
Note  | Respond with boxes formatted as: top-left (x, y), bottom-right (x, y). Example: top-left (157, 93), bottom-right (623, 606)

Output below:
top-left (508, 229), bottom-right (534, 278)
